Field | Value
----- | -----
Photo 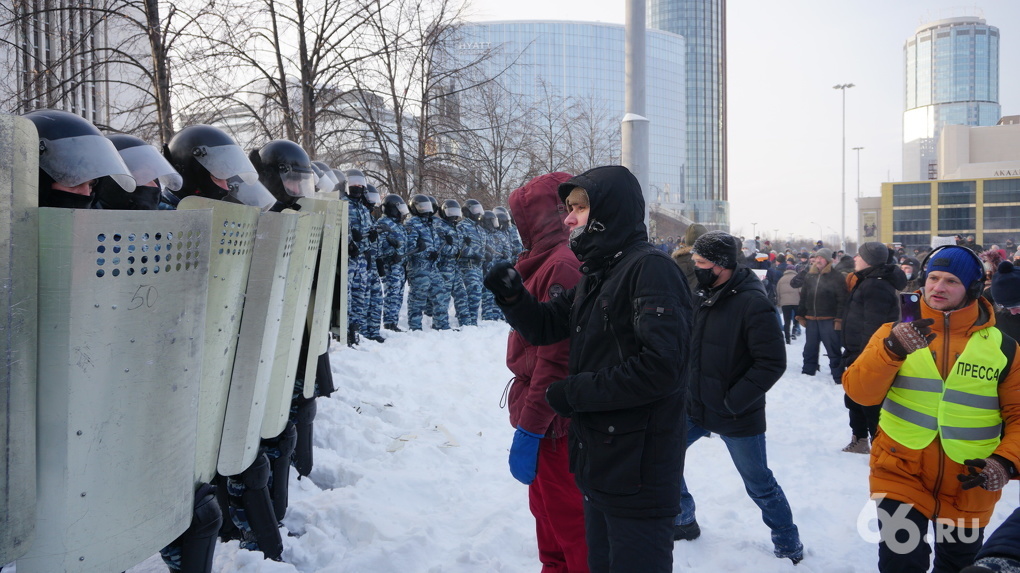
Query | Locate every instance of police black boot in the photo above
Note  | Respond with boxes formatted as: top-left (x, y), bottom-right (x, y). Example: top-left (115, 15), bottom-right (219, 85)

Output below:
top-left (383, 322), bottom-right (403, 332)
top-left (347, 326), bottom-right (359, 347)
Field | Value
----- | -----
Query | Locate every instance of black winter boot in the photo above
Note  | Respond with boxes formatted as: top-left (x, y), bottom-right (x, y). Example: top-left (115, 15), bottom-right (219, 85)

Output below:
top-left (383, 322), bottom-right (403, 332)
top-left (347, 326), bottom-right (359, 347)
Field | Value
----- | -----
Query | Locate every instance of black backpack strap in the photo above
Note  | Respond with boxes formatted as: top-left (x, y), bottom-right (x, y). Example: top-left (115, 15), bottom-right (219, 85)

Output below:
top-left (999, 330), bottom-right (1016, 385)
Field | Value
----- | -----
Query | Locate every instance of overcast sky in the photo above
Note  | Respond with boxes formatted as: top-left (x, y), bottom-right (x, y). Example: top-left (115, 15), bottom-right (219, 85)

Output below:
top-left (463, 0), bottom-right (1020, 245)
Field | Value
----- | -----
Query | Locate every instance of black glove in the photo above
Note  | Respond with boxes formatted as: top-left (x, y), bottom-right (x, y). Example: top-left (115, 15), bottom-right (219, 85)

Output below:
top-left (957, 456), bottom-right (1013, 491)
top-left (386, 234), bottom-right (400, 248)
top-left (483, 262), bottom-right (523, 302)
top-left (368, 228), bottom-right (379, 242)
top-left (348, 241), bottom-right (360, 258)
top-left (364, 253), bottom-right (374, 270)
top-left (351, 228), bottom-right (363, 243)
top-left (463, 236), bottom-right (472, 246)
top-left (884, 319), bottom-right (936, 358)
top-left (376, 258), bottom-right (387, 277)
top-left (445, 234), bottom-right (454, 245)
top-left (545, 380), bottom-right (573, 417)
top-left (416, 237), bottom-right (426, 252)
top-left (427, 251), bottom-right (439, 261)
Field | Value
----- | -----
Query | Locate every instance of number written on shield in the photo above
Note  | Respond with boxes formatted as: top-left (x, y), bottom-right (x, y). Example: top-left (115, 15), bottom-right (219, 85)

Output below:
top-left (129, 285), bottom-right (158, 310)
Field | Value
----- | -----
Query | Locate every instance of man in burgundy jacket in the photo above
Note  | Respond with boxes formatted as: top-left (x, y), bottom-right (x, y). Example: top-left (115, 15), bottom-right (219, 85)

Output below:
top-left (505, 172), bottom-right (589, 572)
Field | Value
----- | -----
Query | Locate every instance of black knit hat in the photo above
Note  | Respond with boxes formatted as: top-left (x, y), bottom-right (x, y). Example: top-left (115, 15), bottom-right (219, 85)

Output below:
top-left (992, 261), bottom-right (1020, 308)
top-left (858, 241), bottom-right (891, 267)
top-left (692, 231), bottom-right (740, 270)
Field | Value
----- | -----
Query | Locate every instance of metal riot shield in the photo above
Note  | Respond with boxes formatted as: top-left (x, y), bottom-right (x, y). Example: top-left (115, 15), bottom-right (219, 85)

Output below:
top-left (329, 200), bottom-right (351, 340)
top-left (0, 114), bottom-right (38, 564)
top-left (19, 208), bottom-right (211, 573)
top-left (177, 197), bottom-right (260, 484)
top-left (260, 210), bottom-right (324, 439)
top-left (297, 197), bottom-right (343, 398)
top-left (217, 210), bottom-right (299, 476)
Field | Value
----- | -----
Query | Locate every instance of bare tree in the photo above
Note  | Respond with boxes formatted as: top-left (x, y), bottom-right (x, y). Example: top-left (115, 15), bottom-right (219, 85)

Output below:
top-left (525, 77), bottom-right (577, 177)
top-left (565, 92), bottom-right (620, 174)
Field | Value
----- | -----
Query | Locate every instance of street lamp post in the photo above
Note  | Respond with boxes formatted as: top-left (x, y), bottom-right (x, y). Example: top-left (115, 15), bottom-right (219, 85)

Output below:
top-left (752, 222), bottom-right (758, 239)
top-left (834, 83), bottom-right (854, 252)
top-left (852, 146), bottom-right (864, 243)
top-left (810, 220), bottom-right (824, 245)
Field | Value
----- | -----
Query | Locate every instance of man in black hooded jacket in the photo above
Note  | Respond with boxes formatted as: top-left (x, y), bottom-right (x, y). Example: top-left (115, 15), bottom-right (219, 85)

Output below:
top-left (679, 230), bottom-right (804, 564)
top-left (484, 165), bottom-right (691, 573)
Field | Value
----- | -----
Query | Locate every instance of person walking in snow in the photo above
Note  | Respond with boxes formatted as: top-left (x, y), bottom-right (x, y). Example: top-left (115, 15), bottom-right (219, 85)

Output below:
top-left (793, 248), bottom-right (847, 383)
top-left (839, 242), bottom-right (907, 454)
top-left (501, 172), bottom-right (589, 572)
top-left (844, 245), bottom-right (1020, 573)
top-left (676, 230), bottom-right (804, 564)
top-left (483, 165), bottom-right (691, 573)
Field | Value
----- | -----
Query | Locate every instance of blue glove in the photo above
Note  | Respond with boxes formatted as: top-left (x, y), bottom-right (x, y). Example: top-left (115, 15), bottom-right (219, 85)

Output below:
top-left (509, 426), bottom-right (543, 485)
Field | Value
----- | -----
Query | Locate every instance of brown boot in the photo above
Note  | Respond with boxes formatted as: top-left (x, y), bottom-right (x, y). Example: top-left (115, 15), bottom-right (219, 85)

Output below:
top-left (841, 435), bottom-right (870, 454)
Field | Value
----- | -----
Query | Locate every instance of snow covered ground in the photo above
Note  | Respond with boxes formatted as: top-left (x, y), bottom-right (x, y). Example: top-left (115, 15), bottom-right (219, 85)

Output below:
top-left (107, 317), bottom-right (1017, 572)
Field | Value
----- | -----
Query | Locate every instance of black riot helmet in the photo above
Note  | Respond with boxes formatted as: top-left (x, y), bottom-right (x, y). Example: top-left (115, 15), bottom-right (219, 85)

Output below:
top-left (331, 168), bottom-right (348, 194)
top-left (409, 194), bottom-right (434, 217)
top-left (481, 210), bottom-right (499, 231)
top-left (364, 184), bottom-right (381, 209)
top-left (23, 109), bottom-right (134, 208)
top-left (250, 139), bottom-right (315, 205)
top-left (311, 161), bottom-right (338, 193)
top-left (164, 124), bottom-right (257, 200)
top-left (428, 196), bottom-right (439, 217)
top-left (493, 206), bottom-right (511, 228)
top-left (463, 199), bottom-right (484, 222)
top-left (383, 194), bottom-right (409, 220)
top-left (93, 133), bottom-right (183, 210)
top-left (440, 199), bottom-right (462, 223)
top-left (345, 168), bottom-right (367, 200)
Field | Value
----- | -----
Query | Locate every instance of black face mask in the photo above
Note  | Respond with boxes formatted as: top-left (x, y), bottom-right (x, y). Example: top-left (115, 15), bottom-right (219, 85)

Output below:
top-left (694, 266), bottom-right (720, 288)
top-left (41, 187), bottom-right (95, 209)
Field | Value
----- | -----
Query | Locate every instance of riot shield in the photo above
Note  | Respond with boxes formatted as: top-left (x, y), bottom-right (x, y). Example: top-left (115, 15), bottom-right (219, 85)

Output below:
top-left (329, 201), bottom-right (351, 340)
top-left (177, 196), bottom-right (260, 484)
top-left (217, 210), bottom-right (299, 476)
top-left (260, 210), bottom-right (324, 439)
top-left (19, 208), bottom-right (211, 573)
top-left (297, 197), bottom-right (344, 398)
top-left (0, 114), bottom-right (38, 564)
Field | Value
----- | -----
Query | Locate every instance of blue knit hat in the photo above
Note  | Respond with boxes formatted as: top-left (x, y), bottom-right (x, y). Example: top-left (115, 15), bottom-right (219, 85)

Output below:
top-left (925, 246), bottom-right (982, 286)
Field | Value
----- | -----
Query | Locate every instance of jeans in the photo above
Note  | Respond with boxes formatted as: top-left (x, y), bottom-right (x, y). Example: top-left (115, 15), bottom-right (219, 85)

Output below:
top-left (781, 305), bottom-right (797, 342)
top-left (676, 419), bottom-right (802, 558)
top-left (802, 318), bottom-right (843, 382)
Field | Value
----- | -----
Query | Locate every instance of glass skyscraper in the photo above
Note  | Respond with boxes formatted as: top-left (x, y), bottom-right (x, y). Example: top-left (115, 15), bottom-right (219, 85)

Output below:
top-left (903, 16), bottom-right (1000, 181)
top-left (648, 0), bottom-right (728, 230)
top-left (453, 21), bottom-right (686, 212)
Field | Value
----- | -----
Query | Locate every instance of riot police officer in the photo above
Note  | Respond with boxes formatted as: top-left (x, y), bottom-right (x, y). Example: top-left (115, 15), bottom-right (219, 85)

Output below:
top-left (92, 133), bottom-right (182, 210)
top-left (457, 199), bottom-right (486, 326)
top-left (378, 194), bottom-right (408, 331)
top-left (405, 194), bottom-right (439, 331)
top-left (344, 169), bottom-right (375, 345)
top-left (361, 184), bottom-right (386, 342)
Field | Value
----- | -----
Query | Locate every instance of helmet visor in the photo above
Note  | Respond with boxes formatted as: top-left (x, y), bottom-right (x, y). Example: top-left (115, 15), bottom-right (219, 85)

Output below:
top-left (279, 166), bottom-right (315, 197)
top-left (467, 203), bottom-right (483, 216)
top-left (40, 135), bottom-right (135, 192)
top-left (117, 144), bottom-right (183, 191)
top-left (444, 206), bottom-right (462, 219)
top-left (227, 177), bottom-right (276, 210)
top-left (366, 190), bottom-right (381, 206)
top-left (194, 144), bottom-right (258, 184)
top-left (347, 173), bottom-right (367, 188)
top-left (315, 170), bottom-right (338, 192)
top-left (414, 198), bottom-right (433, 214)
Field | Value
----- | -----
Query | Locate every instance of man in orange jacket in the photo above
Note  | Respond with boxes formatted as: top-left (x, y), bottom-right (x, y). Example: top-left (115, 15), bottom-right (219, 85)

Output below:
top-left (843, 245), bottom-right (1020, 573)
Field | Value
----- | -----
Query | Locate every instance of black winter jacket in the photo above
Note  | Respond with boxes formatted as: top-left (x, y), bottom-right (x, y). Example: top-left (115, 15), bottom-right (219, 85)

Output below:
top-left (500, 166), bottom-right (692, 518)
top-left (687, 267), bottom-right (786, 437)
top-left (840, 263), bottom-right (906, 367)
top-left (794, 262), bottom-right (847, 320)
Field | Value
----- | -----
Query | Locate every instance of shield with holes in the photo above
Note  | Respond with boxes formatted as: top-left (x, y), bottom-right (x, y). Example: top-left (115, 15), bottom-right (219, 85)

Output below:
top-left (297, 197), bottom-right (344, 398)
top-left (177, 196), bottom-right (260, 483)
top-left (260, 210), bottom-right (324, 439)
top-left (217, 209), bottom-right (300, 476)
top-left (19, 208), bottom-right (210, 573)
top-left (0, 114), bottom-right (38, 565)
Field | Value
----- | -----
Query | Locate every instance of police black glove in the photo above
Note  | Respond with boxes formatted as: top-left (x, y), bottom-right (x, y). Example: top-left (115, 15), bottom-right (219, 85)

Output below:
top-left (427, 251), bottom-right (439, 261)
top-left (445, 234), bottom-right (454, 245)
top-left (368, 228), bottom-right (379, 242)
top-left (545, 380), bottom-right (573, 417)
top-left (957, 455), bottom-right (1014, 491)
top-left (509, 426), bottom-right (543, 485)
top-left (483, 262), bottom-right (523, 303)
top-left (351, 229), bottom-right (363, 243)
top-left (884, 318), bottom-right (936, 358)
top-left (386, 234), bottom-right (400, 248)
top-left (463, 236), bottom-right (472, 246)
top-left (376, 258), bottom-right (387, 277)
top-left (364, 253), bottom-right (374, 269)
top-left (348, 241), bottom-right (360, 258)
top-left (416, 237), bottom-right (426, 252)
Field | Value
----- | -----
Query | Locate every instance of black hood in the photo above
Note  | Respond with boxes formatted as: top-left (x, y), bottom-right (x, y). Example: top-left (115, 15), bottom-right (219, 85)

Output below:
top-left (557, 165), bottom-right (647, 268)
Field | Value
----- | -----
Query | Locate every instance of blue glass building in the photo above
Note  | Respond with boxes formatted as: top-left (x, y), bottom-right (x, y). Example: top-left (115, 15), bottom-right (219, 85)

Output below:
top-left (903, 16), bottom-right (1000, 181)
top-left (648, 0), bottom-right (728, 230)
top-left (454, 21), bottom-right (686, 213)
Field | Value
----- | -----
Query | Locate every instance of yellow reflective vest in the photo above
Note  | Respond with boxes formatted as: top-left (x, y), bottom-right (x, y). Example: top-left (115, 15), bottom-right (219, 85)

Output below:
top-left (880, 326), bottom-right (1005, 464)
